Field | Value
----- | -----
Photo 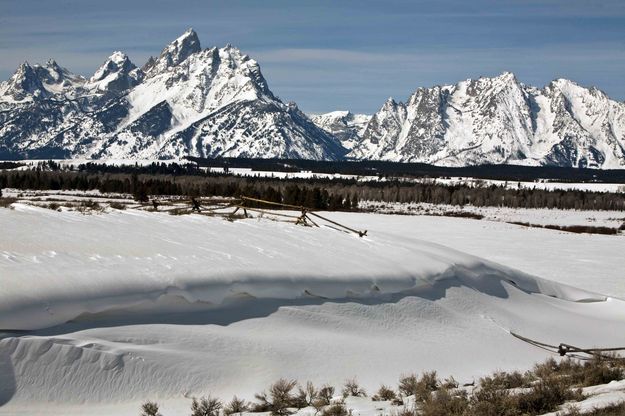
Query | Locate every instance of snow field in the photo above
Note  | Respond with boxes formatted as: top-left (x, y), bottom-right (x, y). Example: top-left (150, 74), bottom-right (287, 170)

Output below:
top-left (0, 206), bottom-right (624, 415)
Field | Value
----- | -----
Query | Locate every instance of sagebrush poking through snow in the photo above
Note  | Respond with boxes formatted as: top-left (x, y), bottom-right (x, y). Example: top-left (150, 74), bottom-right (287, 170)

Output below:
top-left (253, 379), bottom-right (299, 416)
top-left (191, 396), bottom-right (222, 416)
top-left (154, 356), bottom-right (624, 416)
top-left (559, 402), bottom-right (625, 416)
top-left (140, 401), bottom-right (161, 416)
top-left (223, 396), bottom-right (249, 415)
top-left (342, 378), bottom-right (366, 398)
top-left (320, 403), bottom-right (349, 416)
top-left (533, 355), bottom-right (625, 387)
top-left (372, 385), bottom-right (397, 401)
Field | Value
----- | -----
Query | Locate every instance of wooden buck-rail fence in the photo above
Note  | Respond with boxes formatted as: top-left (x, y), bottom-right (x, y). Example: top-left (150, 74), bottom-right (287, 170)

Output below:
top-left (138, 195), bottom-right (368, 237)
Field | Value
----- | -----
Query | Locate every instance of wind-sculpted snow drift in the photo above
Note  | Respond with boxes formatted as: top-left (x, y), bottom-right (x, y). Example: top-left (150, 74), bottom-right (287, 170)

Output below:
top-left (1, 205), bottom-right (624, 414)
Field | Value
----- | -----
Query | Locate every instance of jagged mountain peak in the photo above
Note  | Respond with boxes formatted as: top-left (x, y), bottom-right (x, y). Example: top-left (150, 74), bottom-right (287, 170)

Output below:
top-left (0, 61), bottom-right (48, 101)
top-left (35, 60), bottom-right (86, 93)
top-left (547, 77), bottom-right (605, 96)
top-left (90, 51), bottom-right (135, 80)
top-left (384, 97), bottom-right (398, 105)
top-left (494, 71), bottom-right (517, 81)
top-left (145, 28), bottom-right (201, 75)
top-left (123, 40), bottom-right (277, 130)
top-left (45, 59), bottom-right (60, 69)
top-left (86, 51), bottom-right (141, 94)
top-left (378, 97), bottom-right (405, 114)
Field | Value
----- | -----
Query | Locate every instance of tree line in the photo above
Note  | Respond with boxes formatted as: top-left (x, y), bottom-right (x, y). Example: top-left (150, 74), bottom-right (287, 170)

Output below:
top-left (1, 161), bottom-right (624, 211)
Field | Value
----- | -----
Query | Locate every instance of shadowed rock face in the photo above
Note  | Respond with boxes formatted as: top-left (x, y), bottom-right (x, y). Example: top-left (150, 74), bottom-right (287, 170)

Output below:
top-left (2, 63), bottom-right (48, 101)
top-left (0, 29), bottom-right (345, 161)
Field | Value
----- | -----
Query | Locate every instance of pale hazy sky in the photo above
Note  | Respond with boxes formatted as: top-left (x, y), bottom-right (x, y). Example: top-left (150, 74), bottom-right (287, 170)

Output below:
top-left (1, 0), bottom-right (624, 113)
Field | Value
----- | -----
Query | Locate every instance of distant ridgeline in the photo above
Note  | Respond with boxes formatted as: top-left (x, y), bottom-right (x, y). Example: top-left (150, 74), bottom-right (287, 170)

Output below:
top-left (1, 160), bottom-right (625, 211)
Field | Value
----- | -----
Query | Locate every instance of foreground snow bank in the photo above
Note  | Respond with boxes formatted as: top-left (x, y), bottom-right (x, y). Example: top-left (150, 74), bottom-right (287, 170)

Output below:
top-left (1, 206), bottom-right (624, 414)
top-left (0, 203), bottom-right (608, 331)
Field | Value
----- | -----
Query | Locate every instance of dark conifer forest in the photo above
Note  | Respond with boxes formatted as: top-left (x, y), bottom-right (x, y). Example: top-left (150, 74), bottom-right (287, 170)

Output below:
top-left (1, 161), bottom-right (624, 211)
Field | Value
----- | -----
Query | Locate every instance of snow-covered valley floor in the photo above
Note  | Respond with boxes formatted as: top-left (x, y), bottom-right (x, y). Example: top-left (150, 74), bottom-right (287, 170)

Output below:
top-left (1, 203), bottom-right (624, 415)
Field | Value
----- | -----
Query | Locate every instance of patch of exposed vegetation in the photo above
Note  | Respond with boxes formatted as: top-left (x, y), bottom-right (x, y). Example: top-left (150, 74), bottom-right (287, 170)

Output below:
top-left (139, 355), bottom-right (624, 416)
top-left (509, 221), bottom-right (620, 235)
top-left (0, 197), bottom-right (17, 208)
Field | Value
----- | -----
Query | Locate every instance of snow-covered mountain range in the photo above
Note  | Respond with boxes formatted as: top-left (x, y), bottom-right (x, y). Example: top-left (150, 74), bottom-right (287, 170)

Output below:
top-left (1, 29), bottom-right (625, 168)
top-left (0, 29), bottom-right (344, 160)
top-left (342, 72), bottom-right (625, 168)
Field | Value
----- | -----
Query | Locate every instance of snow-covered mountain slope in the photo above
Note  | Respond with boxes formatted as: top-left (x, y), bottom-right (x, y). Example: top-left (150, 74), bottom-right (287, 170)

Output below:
top-left (1, 206), bottom-right (625, 415)
top-left (352, 72), bottom-right (625, 168)
top-left (310, 111), bottom-right (371, 149)
top-left (0, 29), bottom-right (345, 160)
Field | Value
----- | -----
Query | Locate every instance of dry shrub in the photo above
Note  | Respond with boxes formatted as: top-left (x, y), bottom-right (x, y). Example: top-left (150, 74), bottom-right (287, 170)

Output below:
top-left (140, 401), bottom-right (161, 416)
top-left (254, 378), bottom-right (298, 415)
top-left (191, 396), bottom-right (222, 416)
top-left (400, 371), bottom-right (439, 402)
top-left (47, 202), bottom-right (61, 211)
top-left (398, 371), bottom-right (440, 401)
top-left (514, 377), bottom-right (584, 415)
top-left (559, 403), bottom-right (582, 416)
top-left (394, 406), bottom-right (416, 416)
top-left (342, 378), bottom-right (366, 398)
top-left (75, 199), bottom-right (103, 213)
top-left (479, 370), bottom-right (532, 391)
top-left (0, 197), bottom-right (17, 208)
top-left (470, 379), bottom-right (515, 416)
top-left (320, 403), bottom-right (348, 416)
top-left (109, 201), bottom-right (126, 210)
top-left (420, 387), bottom-right (469, 416)
top-left (441, 376), bottom-right (459, 389)
top-left (398, 374), bottom-right (418, 397)
top-left (293, 381), bottom-right (318, 408)
top-left (561, 402), bottom-right (625, 416)
top-left (224, 396), bottom-right (248, 415)
top-left (372, 385), bottom-right (396, 401)
top-left (534, 356), bottom-right (624, 388)
top-left (317, 385), bottom-right (335, 405)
